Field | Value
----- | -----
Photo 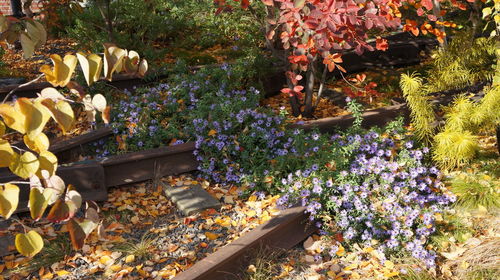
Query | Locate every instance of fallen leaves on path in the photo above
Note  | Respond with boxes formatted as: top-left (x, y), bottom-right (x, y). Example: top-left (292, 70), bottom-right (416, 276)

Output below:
top-left (1, 174), bottom-right (280, 279)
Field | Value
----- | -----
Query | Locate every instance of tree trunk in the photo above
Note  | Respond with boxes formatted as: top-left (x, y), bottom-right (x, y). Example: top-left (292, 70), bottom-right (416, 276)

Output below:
top-left (303, 66), bottom-right (315, 118)
top-left (97, 0), bottom-right (114, 43)
top-left (432, 0), bottom-right (447, 47)
top-left (21, 0), bottom-right (33, 18)
top-left (10, 0), bottom-right (23, 17)
top-left (314, 65), bottom-right (328, 110)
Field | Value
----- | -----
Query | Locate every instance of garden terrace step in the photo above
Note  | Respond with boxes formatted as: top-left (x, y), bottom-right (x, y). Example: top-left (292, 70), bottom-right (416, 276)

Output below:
top-left (0, 73), bottom-right (164, 101)
top-left (0, 162), bottom-right (107, 214)
top-left (172, 205), bottom-right (316, 280)
top-left (49, 127), bottom-right (113, 163)
top-left (100, 142), bottom-right (198, 187)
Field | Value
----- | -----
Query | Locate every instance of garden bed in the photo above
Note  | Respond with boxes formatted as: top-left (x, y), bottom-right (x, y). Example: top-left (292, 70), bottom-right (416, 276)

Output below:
top-left (1, 174), bottom-right (307, 280)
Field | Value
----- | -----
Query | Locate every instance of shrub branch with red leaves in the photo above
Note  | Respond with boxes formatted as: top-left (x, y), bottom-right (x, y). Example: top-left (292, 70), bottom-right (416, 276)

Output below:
top-left (215, 0), bottom-right (477, 117)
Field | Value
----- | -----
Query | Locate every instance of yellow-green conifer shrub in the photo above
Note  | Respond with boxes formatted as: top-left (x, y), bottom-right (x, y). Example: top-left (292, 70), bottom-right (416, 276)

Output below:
top-left (400, 73), bottom-right (436, 142)
top-left (427, 33), bottom-right (496, 92)
top-left (400, 70), bottom-right (499, 170)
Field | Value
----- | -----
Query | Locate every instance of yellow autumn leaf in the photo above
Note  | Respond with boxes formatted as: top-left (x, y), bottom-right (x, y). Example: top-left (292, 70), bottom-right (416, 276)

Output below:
top-left (17, 98), bottom-right (51, 140)
top-left (138, 59), bottom-right (148, 77)
top-left (0, 140), bottom-right (13, 168)
top-left (24, 132), bottom-right (49, 153)
top-left (40, 54), bottom-right (78, 87)
top-left (0, 103), bottom-right (26, 134)
top-left (246, 210), bottom-right (257, 217)
top-left (15, 230), bottom-right (44, 257)
top-left (55, 270), bottom-right (71, 276)
top-left (29, 187), bottom-right (52, 221)
top-left (208, 129), bottom-right (217, 136)
top-left (0, 120), bottom-right (5, 136)
top-left (336, 245), bottom-right (345, 256)
top-left (384, 260), bottom-right (395, 270)
top-left (0, 183), bottom-right (19, 219)
top-left (9, 151), bottom-right (40, 179)
top-left (125, 254), bottom-right (135, 263)
top-left (205, 232), bottom-right (219, 240)
top-left (41, 99), bottom-right (74, 134)
top-left (103, 44), bottom-right (127, 80)
top-left (76, 52), bottom-right (103, 86)
top-left (100, 255), bottom-right (113, 265)
top-left (37, 150), bottom-right (58, 177)
top-left (124, 50), bottom-right (140, 73)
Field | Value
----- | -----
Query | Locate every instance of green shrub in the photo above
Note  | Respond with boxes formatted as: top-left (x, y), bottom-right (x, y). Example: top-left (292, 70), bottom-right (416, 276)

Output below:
top-left (64, 0), bottom-right (173, 61)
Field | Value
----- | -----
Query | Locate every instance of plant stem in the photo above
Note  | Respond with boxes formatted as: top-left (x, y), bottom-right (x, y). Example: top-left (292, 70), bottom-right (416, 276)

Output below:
top-left (2, 74), bottom-right (44, 103)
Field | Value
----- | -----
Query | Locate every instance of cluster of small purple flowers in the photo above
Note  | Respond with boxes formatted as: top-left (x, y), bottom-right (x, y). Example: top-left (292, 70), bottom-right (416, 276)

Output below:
top-left (276, 131), bottom-right (456, 267)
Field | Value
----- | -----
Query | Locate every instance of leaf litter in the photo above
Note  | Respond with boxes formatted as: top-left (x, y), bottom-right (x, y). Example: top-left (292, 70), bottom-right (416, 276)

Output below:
top-left (1, 174), bottom-right (280, 279)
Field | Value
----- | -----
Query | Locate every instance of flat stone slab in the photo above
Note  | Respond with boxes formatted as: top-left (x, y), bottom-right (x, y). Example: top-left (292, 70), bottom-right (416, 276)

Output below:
top-left (162, 182), bottom-right (221, 216)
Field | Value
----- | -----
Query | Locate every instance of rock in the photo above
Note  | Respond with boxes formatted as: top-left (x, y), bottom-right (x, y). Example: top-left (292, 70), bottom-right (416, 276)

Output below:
top-left (303, 236), bottom-right (321, 252)
top-left (304, 236), bottom-right (314, 249)
top-left (330, 263), bottom-right (342, 273)
top-left (163, 182), bottom-right (221, 216)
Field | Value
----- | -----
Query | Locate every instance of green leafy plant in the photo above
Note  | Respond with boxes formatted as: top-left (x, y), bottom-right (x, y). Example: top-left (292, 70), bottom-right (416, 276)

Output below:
top-left (0, 14), bottom-right (47, 58)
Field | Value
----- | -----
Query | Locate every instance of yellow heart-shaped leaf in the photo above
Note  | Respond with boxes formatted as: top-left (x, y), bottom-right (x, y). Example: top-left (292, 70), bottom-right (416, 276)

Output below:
top-left (37, 150), bottom-right (58, 177)
top-left (17, 98), bottom-right (50, 140)
top-left (76, 52), bottom-right (103, 86)
top-left (103, 44), bottom-right (127, 80)
top-left (124, 50), bottom-right (140, 73)
top-left (39, 87), bottom-right (65, 101)
top-left (41, 99), bottom-right (74, 134)
top-left (24, 132), bottom-right (50, 153)
top-left (15, 230), bottom-right (44, 257)
top-left (0, 139), bottom-right (13, 168)
top-left (138, 59), bottom-right (148, 77)
top-left (40, 54), bottom-right (78, 87)
top-left (91, 94), bottom-right (107, 112)
top-left (9, 151), bottom-right (40, 179)
top-left (0, 183), bottom-right (19, 219)
top-left (29, 187), bottom-right (50, 220)
top-left (0, 103), bottom-right (26, 134)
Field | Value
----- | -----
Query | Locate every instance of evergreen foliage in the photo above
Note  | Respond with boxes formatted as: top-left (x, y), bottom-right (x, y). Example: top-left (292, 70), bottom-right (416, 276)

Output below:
top-left (400, 33), bottom-right (500, 170)
top-left (427, 33), bottom-right (497, 92)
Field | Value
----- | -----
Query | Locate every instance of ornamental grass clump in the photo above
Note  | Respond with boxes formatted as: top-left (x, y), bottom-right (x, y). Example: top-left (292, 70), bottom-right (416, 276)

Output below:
top-left (276, 129), bottom-right (456, 267)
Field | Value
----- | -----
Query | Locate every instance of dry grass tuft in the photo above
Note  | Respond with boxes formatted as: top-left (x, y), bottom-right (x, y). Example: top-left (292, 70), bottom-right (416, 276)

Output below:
top-left (451, 237), bottom-right (500, 278)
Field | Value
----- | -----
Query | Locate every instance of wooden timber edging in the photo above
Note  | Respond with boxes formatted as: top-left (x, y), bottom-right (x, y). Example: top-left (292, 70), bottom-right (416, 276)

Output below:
top-left (50, 127), bottom-right (114, 163)
top-left (0, 141), bottom-right (198, 214)
top-left (172, 205), bottom-right (316, 280)
top-left (292, 103), bottom-right (410, 133)
top-left (99, 141), bottom-right (198, 187)
top-left (0, 73), bottom-right (158, 101)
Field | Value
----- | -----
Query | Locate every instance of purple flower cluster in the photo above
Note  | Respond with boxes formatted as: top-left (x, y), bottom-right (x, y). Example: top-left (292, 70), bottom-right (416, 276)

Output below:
top-left (277, 131), bottom-right (456, 267)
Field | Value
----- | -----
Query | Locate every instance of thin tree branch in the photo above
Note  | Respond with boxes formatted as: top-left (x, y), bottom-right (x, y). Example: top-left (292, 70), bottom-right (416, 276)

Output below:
top-left (314, 65), bottom-right (328, 109)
